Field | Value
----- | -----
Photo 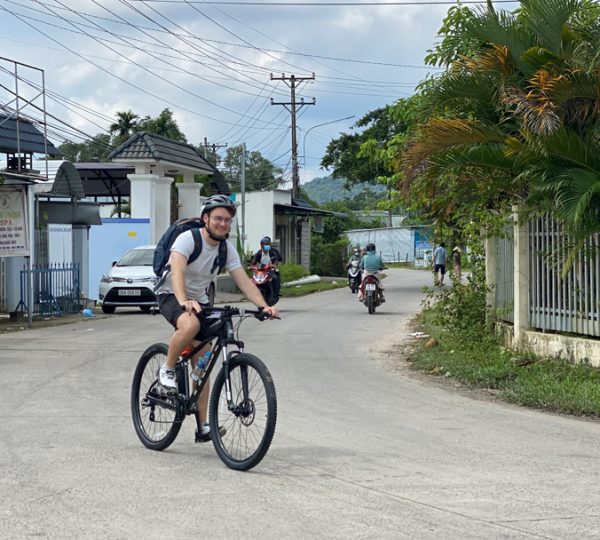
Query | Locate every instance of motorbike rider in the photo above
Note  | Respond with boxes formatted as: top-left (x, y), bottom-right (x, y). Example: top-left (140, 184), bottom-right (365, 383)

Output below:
top-left (358, 242), bottom-right (386, 302)
top-left (346, 248), bottom-right (362, 268)
top-left (251, 236), bottom-right (282, 301)
top-left (346, 248), bottom-right (362, 287)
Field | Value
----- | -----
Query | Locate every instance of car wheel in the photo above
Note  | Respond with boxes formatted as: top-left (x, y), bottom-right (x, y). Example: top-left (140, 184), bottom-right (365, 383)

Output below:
top-left (102, 305), bottom-right (116, 314)
top-left (206, 282), bottom-right (216, 307)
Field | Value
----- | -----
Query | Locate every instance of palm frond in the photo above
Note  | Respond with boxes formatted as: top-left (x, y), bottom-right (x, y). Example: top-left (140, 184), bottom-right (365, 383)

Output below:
top-left (402, 118), bottom-right (507, 176)
top-left (466, 7), bottom-right (536, 72)
top-left (519, 0), bottom-right (582, 54)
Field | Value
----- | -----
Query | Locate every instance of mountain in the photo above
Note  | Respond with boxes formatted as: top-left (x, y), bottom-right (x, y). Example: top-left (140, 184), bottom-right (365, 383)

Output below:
top-left (301, 176), bottom-right (385, 205)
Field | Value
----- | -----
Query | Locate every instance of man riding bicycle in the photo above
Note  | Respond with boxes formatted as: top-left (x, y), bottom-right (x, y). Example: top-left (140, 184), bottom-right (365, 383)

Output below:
top-left (155, 194), bottom-right (278, 441)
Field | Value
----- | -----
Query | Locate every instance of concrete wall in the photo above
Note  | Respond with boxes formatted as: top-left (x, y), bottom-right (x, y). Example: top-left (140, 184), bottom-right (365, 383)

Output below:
top-left (497, 322), bottom-right (600, 367)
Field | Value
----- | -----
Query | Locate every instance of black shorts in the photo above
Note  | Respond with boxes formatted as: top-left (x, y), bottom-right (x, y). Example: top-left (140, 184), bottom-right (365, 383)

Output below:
top-left (157, 293), bottom-right (215, 341)
top-left (434, 264), bottom-right (446, 275)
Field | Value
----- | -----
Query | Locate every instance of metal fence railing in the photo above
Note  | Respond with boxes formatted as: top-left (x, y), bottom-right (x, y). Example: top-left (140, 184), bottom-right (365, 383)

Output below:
top-left (495, 225), bottom-right (514, 323)
top-left (16, 263), bottom-right (80, 317)
top-left (529, 217), bottom-right (600, 338)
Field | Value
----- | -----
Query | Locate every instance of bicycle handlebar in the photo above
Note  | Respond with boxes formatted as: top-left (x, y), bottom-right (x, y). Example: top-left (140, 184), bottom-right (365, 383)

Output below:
top-left (181, 304), bottom-right (280, 321)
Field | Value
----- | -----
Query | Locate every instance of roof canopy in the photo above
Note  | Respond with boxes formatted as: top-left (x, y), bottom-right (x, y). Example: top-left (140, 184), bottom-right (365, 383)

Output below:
top-left (33, 160), bottom-right (85, 199)
top-left (275, 197), bottom-right (347, 218)
top-left (0, 112), bottom-right (61, 156)
top-left (108, 132), bottom-right (215, 175)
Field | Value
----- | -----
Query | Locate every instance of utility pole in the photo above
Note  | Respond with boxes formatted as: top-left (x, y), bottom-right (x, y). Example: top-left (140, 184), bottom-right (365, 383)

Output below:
top-left (270, 73), bottom-right (315, 199)
top-left (203, 137), bottom-right (227, 166)
top-left (271, 73), bottom-right (315, 267)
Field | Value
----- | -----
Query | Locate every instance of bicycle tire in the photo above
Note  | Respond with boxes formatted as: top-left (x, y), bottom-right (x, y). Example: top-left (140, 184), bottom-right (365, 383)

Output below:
top-left (209, 353), bottom-right (277, 471)
top-left (131, 343), bottom-right (183, 451)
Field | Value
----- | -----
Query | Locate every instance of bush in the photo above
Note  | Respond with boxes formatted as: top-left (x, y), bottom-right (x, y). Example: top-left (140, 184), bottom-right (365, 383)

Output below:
top-left (422, 255), bottom-right (490, 341)
top-left (310, 237), bottom-right (349, 276)
top-left (279, 263), bottom-right (308, 283)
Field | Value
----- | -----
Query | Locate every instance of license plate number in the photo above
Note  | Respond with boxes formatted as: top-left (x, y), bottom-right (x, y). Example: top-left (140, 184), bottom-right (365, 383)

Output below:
top-left (118, 289), bottom-right (141, 296)
top-left (365, 284), bottom-right (376, 291)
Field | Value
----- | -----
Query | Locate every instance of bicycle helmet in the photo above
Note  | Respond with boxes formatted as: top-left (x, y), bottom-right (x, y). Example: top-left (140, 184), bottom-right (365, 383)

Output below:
top-left (260, 236), bottom-right (272, 246)
top-left (200, 194), bottom-right (236, 218)
top-left (366, 242), bottom-right (376, 252)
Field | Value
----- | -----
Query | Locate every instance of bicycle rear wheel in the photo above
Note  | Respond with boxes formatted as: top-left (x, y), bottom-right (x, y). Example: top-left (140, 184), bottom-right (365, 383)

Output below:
top-left (209, 353), bottom-right (277, 471)
top-left (131, 343), bottom-right (183, 451)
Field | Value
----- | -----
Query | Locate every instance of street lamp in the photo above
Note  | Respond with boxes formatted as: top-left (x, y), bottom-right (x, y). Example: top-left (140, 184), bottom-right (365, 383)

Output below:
top-left (302, 115), bottom-right (355, 181)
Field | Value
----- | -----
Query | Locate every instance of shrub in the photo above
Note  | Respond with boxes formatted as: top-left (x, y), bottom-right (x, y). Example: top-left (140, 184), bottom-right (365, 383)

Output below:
top-left (279, 263), bottom-right (308, 283)
top-left (310, 237), bottom-right (349, 276)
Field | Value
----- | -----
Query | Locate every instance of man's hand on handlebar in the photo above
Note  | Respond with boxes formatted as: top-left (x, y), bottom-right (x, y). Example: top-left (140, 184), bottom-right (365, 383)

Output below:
top-left (260, 305), bottom-right (279, 320)
top-left (180, 299), bottom-right (201, 315)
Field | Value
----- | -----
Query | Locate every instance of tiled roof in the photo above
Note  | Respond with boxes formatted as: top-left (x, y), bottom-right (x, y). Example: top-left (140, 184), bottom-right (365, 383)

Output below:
top-left (108, 132), bottom-right (215, 174)
top-left (0, 113), bottom-right (61, 156)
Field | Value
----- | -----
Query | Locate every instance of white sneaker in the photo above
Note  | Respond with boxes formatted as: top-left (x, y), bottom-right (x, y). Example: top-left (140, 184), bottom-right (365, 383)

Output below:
top-left (158, 365), bottom-right (177, 393)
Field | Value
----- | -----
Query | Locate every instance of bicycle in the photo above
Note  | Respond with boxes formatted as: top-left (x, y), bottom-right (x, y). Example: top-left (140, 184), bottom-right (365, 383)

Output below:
top-left (130, 305), bottom-right (278, 471)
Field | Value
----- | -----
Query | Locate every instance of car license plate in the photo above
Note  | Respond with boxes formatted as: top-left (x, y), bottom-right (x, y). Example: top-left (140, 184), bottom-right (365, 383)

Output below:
top-left (118, 289), bottom-right (141, 296)
top-left (365, 284), bottom-right (376, 291)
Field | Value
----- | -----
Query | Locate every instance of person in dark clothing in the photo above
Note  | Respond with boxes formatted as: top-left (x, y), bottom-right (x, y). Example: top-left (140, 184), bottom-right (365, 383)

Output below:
top-left (251, 236), bottom-right (282, 299)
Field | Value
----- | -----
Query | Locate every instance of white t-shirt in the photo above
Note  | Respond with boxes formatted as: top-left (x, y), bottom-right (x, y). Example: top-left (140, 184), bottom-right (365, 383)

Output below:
top-left (157, 229), bottom-right (241, 303)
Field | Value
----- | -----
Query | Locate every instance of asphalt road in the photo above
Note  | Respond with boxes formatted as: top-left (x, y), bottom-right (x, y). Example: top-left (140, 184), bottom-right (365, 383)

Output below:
top-left (1, 269), bottom-right (599, 539)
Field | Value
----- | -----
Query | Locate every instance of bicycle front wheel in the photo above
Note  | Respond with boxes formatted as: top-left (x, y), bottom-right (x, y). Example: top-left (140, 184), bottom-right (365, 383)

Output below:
top-left (209, 353), bottom-right (277, 471)
top-left (131, 343), bottom-right (183, 451)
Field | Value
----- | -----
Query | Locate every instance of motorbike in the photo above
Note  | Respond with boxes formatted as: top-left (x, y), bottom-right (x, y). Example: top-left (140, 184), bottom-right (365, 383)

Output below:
top-left (360, 273), bottom-right (384, 314)
top-left (248, 263), bottom-right (279, 306)
top-left (347, 260), bottom-right (362, 293)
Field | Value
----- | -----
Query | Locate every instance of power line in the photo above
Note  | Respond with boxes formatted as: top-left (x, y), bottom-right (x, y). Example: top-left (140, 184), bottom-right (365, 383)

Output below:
top-left (130, 0), bottom-right (518, 4)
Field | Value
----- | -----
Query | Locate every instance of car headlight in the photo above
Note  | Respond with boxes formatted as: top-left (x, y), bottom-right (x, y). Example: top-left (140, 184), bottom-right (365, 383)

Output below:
top-left (100, 274), bottom-right (113, 283)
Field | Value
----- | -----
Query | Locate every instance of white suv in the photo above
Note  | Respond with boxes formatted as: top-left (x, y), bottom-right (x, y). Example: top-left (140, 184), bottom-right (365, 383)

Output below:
top-left (98, 245), bottom-right (217, 314)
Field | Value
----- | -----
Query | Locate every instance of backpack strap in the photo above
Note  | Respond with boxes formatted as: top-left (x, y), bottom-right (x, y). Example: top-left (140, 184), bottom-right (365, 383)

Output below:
top-left (218, 240), bottom-right (228, 273)
top-left (188, 227), bottom-right (203, 264)
top-left (210, 239), bottom-right (229, 274)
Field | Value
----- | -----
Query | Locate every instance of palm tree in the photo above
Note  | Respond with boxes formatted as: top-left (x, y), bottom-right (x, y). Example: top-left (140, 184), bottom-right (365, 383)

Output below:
top-left (110, 110), bottom-right (139, 145)
top-left (400, 0), bottom-right (600, 262)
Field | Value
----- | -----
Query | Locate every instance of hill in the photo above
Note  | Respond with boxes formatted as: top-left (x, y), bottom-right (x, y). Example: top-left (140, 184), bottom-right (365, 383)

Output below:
top-left (301, 176), bottom-right (385, 205)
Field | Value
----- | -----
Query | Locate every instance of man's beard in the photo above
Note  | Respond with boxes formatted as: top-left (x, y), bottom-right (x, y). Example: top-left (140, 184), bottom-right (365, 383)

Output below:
top-left (206, 222), bottom-right (229, 241)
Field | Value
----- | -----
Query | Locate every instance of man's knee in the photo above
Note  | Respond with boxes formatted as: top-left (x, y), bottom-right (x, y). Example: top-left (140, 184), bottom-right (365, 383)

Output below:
top-left (176, 313), bottom-right (201, 336)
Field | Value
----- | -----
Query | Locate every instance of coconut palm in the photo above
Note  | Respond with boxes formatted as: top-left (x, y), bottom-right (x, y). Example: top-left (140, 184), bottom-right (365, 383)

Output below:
top-left (110, 110), bottom-right (139, 145)
top-left (401, 0), bottom-right (600, 258)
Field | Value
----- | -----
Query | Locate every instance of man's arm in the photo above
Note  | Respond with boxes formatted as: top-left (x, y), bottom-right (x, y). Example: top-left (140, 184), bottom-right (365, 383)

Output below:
top-left (230, 267), bottom-right (279, 317)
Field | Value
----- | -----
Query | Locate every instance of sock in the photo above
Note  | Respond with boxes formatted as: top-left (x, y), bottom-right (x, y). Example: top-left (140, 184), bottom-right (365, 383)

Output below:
top-left (201, 424), bottom-right (210, 435)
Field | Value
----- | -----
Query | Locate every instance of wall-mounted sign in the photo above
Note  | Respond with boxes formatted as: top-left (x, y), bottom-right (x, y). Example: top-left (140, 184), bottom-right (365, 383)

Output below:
top-left (0, 187), bottom-right (29, 257)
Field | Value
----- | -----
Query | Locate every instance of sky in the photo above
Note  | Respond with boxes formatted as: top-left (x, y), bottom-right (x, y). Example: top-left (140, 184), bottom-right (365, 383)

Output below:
top-left (0, 0), bottom-right (520, 186)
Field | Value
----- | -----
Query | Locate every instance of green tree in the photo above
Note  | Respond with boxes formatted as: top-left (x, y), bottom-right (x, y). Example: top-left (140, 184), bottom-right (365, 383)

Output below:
top-left (223, 145), bottom-right (282, 191)
top-left (399, 0), bottom-right (600, 264)
top-left (137, 108), bottom-right (187, 141)
top-left (58, 133), bottom-right (112, 162)
top-left (110, 110), bottom-right (139, 146)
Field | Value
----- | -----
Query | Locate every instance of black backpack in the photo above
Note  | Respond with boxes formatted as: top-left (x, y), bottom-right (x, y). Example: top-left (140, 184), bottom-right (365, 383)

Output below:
top-left (153, 218), bottom-right (228, 281)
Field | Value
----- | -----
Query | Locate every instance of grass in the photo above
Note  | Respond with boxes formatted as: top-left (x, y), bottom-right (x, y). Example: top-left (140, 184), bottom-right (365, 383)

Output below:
top-left (408, 311), bottom-right (600, 418)
top-left (280, 280), bottom-right (347, 297)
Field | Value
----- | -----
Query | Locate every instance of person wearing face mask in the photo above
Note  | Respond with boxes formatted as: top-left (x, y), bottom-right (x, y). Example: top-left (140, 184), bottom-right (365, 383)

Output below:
top-left (251, 236), bottom-right (282, 301)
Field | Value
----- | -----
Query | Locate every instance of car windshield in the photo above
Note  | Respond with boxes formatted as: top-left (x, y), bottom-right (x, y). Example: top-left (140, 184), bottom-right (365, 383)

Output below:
top-left (117, 248), bottom-right (154, 267)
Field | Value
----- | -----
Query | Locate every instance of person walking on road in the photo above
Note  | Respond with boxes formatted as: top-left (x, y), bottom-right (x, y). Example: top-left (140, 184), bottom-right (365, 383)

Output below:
top-left (432, 242), bottom-right (448, 286)
top-left (452, 246), bottom-right (462, 282)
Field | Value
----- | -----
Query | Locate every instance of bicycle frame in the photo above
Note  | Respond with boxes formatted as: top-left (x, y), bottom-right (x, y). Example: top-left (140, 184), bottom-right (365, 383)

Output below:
top-left (147, 308), bottom-right (247, 431)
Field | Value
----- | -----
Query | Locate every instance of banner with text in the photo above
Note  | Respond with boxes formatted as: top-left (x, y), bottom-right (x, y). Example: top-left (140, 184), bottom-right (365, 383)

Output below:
top-left (0, 187), bottom-right (29, 257)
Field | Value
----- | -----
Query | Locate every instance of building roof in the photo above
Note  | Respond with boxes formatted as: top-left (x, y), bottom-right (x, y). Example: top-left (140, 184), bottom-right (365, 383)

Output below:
top-left (72, 161), bottom-right (229, 198)
top-left (274, 197), bottom-right (347, 218)
top-left (33, 160), bottom-right (86, 199)
top-left (0, 112), bottom-right (61, 156)
top-left (108, 132), bottom-right (215, 175)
